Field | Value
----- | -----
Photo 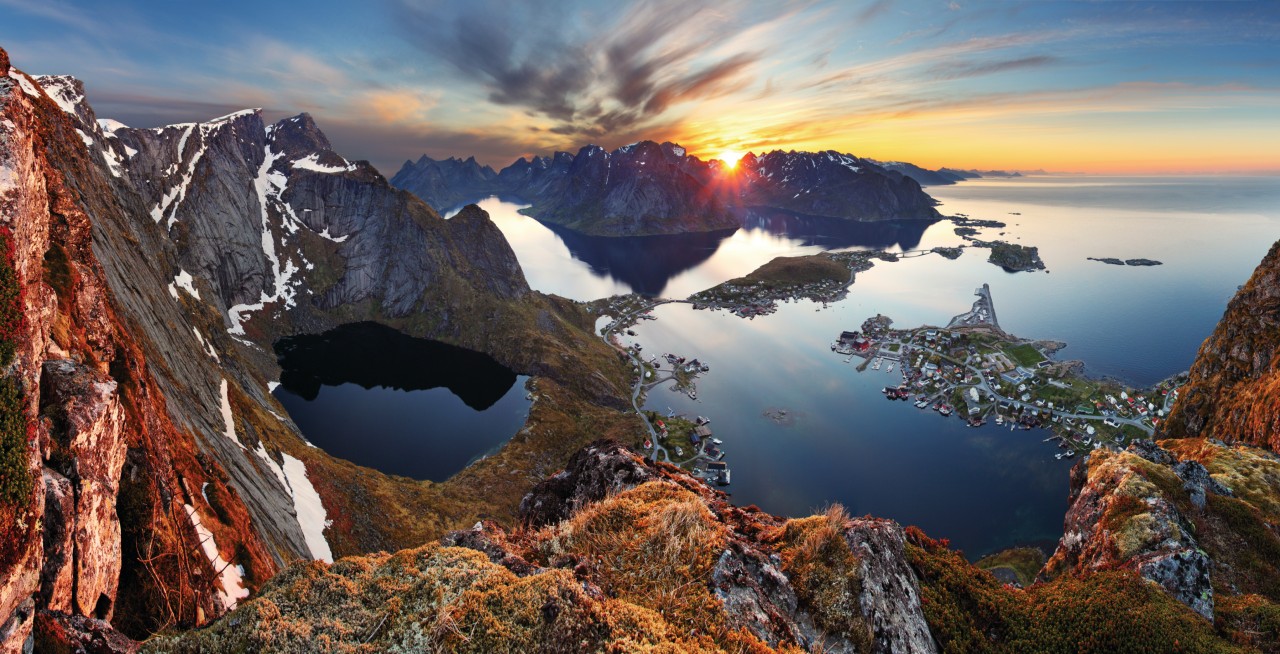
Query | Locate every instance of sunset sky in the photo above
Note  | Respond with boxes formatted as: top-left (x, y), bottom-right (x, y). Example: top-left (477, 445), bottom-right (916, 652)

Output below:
top-left (2, 0), bottom-right (1277, 175)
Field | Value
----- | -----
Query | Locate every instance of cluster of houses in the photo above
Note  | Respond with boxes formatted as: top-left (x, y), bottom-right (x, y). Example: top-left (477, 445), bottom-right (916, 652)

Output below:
top-left (832, 315), bottom-right (1171, 455)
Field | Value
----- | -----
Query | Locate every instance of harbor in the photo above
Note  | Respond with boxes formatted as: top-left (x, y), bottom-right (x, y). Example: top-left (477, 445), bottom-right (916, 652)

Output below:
top-left (833, 284), bottom-right (1178, 456)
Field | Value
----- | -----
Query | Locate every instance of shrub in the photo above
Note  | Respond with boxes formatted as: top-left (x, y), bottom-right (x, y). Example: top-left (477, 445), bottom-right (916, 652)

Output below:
top-left (0, 228), bottom-right (30, 507)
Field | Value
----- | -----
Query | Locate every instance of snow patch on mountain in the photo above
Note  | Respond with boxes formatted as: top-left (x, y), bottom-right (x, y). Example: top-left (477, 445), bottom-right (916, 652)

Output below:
top-left (184, 504), bottom-right (249, 611)
top-left (280, 453), bottom-right (333, 562)
top-left (291, 153), bottom-right (356, 174)
top-left (227, 128), bottom-right (304, 335)
top-left (32, 75), bottom-right (83, 115)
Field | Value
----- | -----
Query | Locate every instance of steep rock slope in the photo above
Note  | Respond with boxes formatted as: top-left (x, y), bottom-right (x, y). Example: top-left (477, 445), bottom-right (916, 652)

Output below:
top-left (2, 52), bottom-right (281, 649)
top-left (1, 47), bottom-right (638, 649)
top-left (1163, 240), bottom-right (1280, 452)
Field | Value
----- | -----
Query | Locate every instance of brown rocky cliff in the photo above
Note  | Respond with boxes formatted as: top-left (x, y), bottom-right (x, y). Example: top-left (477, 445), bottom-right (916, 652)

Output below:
top-left (2, 49), bottom-right (282, 651)
top-left (1163, 239), bottom-right (1280, 451)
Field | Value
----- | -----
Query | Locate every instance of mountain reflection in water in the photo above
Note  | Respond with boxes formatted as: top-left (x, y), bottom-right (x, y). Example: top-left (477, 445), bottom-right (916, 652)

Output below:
top-left (275, 322), bottom-right (517, 410)
top-left (272, 322), bottom-right (532, 481)
top-left (741, 209), bottom-right (934, 251)
top-left (540, 223), bottom-right (739, 296)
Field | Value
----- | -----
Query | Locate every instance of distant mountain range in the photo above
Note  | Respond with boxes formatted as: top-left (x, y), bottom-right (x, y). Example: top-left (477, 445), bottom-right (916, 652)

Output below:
top-left (391, 142), bottom-right (946, 236)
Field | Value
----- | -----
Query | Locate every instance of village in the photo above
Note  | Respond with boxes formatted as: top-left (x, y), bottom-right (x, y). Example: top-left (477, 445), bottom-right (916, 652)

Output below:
top-left (834, 284), bottom-right (1185, 458)
top-left (589, 294), bottom-right (734, 487)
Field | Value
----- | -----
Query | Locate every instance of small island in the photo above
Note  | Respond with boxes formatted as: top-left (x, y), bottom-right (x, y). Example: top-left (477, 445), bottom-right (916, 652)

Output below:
top-left (985, 241), bottom-right (1045, 272)
top-left (1088, 257), bottom-right (1164, 267)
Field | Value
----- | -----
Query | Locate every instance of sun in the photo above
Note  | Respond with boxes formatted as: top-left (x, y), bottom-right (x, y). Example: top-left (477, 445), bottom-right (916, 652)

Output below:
top-left (718, 150), bottom-right (744, 169)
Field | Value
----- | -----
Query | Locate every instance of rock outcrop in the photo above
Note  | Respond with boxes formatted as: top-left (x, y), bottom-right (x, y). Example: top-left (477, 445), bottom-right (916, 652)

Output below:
top-left (149, 441), bottom-right (940, 653)
top-left (1163, 239), bottom-right (1280, 452)
top-left (1041, 442), bottom-right (1216, 619)
top-left (38, 359), bottom-right (127, 620)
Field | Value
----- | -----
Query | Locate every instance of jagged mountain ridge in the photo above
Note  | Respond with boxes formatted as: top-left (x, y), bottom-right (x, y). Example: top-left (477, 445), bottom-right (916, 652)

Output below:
top-left (385, 155), bottom-right (497, 218)
top-left (870, 160), bottom-right (969, 186)
top-left (391, 141), bottom-right (942, 235)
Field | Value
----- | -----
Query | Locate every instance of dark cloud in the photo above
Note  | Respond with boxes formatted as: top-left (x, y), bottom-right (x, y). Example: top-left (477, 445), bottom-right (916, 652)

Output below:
top-left (927, 55), bottom-right (1058, 80)
top-left (393, 0), bottom-right (762, 140)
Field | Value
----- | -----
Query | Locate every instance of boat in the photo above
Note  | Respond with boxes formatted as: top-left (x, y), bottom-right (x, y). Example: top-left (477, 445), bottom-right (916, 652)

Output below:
top-left (695, 416), bottom-right (710, 425)
top-left (886, 362), bottom-right (895, 373)
top-left (1055, 453), bottom-right (1064, 460)
top-left (995, 415), bottom-right (1004, 425)
top-left (711, 438), bottom-right (723, 445)
top-left (1066, 450), bottom-right (1076, 457)
top-left (915, 400), bottom-right (929, 408)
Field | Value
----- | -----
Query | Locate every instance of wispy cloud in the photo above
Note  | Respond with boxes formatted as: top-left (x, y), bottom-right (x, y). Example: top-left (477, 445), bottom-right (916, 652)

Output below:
top-left (391, 0), bottom-right (777, 140)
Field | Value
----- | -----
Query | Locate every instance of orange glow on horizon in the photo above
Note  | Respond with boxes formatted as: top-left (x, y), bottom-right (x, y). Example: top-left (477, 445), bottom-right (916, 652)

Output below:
top-left (717, 150), bottom-right (745, 169)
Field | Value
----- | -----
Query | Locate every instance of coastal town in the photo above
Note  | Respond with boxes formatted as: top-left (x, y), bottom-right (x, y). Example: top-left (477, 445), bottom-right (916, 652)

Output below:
top-left (832, 283), bottom-right (1184, 457)
top-left (590, 295), bottom-right (734, 487)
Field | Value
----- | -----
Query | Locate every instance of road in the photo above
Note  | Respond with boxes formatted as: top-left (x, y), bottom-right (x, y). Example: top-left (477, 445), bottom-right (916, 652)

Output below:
top-left (597, 301), bottom-right (727, 469)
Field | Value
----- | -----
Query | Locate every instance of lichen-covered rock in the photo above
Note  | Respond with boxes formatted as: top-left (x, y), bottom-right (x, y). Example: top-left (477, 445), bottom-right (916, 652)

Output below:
top-left (40, 360), bottom-right (127, 620)
top-left (33, 611), bottom-right (138, 654)
top-left (518, 440), bottom-right (653, 528)
top-left (1043, 446), bottom-right (1215, 618)
top-left (845, 519), bottom-right (938, 654)
top-left (710, 541), bottom-right (806, 648)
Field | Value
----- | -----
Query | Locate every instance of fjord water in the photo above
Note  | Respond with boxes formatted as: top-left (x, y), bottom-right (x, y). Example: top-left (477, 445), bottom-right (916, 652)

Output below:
top-left (272, 323), bottom-right (532, 481)
top-left (475, 175), bottom-right (1280, 558)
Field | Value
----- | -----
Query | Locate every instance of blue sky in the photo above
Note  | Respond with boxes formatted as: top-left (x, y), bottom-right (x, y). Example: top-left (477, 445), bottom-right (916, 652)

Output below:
top-left (2, 0), bottom-right (1277, 173)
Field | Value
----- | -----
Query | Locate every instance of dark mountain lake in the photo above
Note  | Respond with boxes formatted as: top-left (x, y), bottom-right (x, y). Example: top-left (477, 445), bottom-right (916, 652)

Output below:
top-left (272, 323), bottom-right (531, 481)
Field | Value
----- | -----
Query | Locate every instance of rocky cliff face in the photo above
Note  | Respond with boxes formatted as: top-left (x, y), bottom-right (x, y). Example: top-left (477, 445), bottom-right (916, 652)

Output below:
top-left (0, 46), bottom-right (634, 651)
top-left (391, 142), bottom-right (942, 237)
top-left (1163, 240), bottom-right (1280, 452)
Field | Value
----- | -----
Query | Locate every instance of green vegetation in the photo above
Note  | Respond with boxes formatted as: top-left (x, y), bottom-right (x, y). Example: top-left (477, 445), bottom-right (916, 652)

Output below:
top-left (0, 378), bottom-right (29, 506)
top-left (646, 412), bottom-right (700, 466)
top-left (0, 229), bottom-right (30, 507)
top-left (975, 547), bottom-right (1046, 587)
top-left (1005, 343), bottom-right (1046, 367)
top-left (986, 242), bottom-right (1045, 273)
